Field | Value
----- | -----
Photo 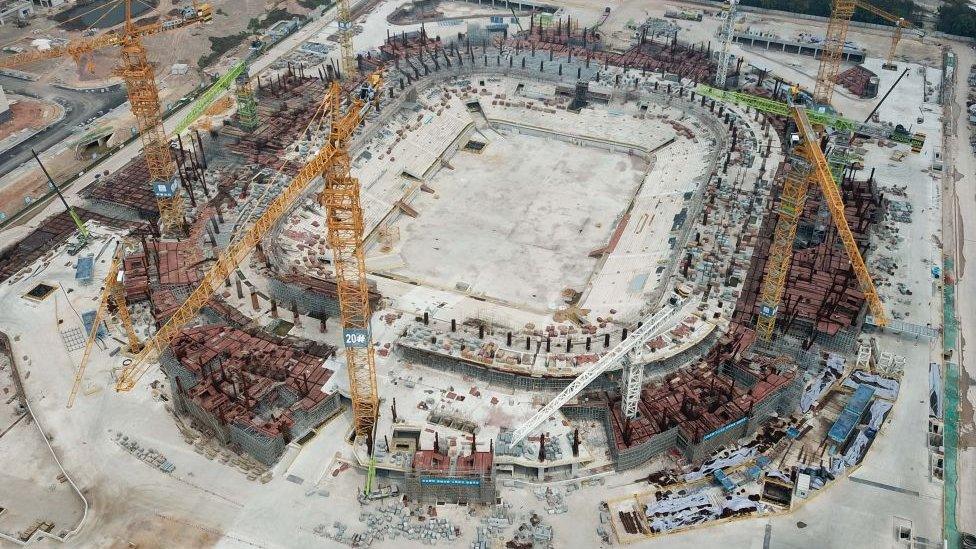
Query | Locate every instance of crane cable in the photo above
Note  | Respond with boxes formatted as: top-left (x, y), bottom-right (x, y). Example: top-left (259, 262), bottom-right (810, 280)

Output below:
top-left (231, 79), bottom-right (340, 238)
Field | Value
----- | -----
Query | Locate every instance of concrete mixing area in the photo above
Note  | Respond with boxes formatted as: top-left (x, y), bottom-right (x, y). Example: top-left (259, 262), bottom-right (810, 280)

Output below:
top-left (0, 0), bottom-right (971, 547)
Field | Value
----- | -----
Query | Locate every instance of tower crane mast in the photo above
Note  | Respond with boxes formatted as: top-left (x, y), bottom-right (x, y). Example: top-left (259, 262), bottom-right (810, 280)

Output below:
top-left (115, 73), bottom-right (384, 394)
top-left (813, 0), bottom-right (856, 105)
top-left (755, 106), bottom-right (887, 342)
top-left (322, 77), bottom-right (382, 438)
top-left (337, 0), bottom-right (357, 77)
top-left (850, 1), bottom-right (921, 70)
top-left (715, 0), bottom-right (739, 89)
top-left (814, 0), bottom-right (918, 104)
top-left (0, 1), bottom-right (213, 235)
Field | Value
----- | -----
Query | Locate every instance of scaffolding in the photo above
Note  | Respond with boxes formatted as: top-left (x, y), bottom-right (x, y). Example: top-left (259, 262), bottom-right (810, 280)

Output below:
top-left (235, 72), bottom-right (259, 131)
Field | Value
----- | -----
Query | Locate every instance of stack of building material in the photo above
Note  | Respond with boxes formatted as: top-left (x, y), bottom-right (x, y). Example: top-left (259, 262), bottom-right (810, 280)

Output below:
top-left (122, 253), bottom-right (151, 302)
top-left (733, 175), bottom-right (879, 337)
top-left (834, 65), bottom-right (879, 98)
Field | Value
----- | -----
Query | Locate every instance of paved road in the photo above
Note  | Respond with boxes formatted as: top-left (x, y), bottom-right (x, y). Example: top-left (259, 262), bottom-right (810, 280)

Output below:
top-left (0, 76), bottom-right (126, 179)
top-left (0, 5), bottom-right (343, 243)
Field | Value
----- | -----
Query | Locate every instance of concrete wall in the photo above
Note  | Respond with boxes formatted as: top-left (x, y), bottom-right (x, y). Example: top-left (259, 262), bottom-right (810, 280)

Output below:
top-left (268, 277), bottom-right (341, 318)
top-left (403, 470), bottom-right (497, 504)
top-left (161, 347), bottom-right (344, 465)
top-left (487, 119), bottom-right (665, 160)
top-left (398, 328), bottom-right (720, 394)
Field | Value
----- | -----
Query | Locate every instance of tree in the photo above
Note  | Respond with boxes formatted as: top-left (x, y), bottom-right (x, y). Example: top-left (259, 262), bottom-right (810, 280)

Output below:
top-left (937, 0), bottom-right (976, 39)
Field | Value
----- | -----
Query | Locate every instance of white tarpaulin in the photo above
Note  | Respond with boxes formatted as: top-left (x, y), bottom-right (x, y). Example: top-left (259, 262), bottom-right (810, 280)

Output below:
top-left (645, 491), bottom-right (763, 532)
top-left (684, 447), bottom-right (756, 482)
top-left (842, 371), bottom-right (900, 401)
top-left (801, 354), bottom-right (845, 412)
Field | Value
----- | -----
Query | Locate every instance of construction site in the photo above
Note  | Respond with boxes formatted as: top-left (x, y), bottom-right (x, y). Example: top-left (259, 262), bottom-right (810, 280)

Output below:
top-left (0, 0), bottom-right (970, 547)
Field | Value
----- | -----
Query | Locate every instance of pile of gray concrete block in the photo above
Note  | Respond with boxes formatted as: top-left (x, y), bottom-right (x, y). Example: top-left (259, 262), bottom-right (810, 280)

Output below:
top-left (472, 504), bottom-right (514, 549)
top-left (315, 502), bottom-right (460, 546)
top-left (534, 486), bottom-right (568, 515)
top-left (113, 431), bottom-right (175, 473)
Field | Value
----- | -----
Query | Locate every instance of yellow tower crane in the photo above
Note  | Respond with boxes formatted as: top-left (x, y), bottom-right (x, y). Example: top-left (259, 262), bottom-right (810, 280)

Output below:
top-left (322, 77), bottom-right (381, 439)
top-left (851, 1), bottom-right (921, 71)
top-left (69, 243), bottom-right (141, 408)
top-left (754, 106), bottom-right (887, 342)
top-left (114, 73), bottom-right (384, 394)
top-left (813, 0), bottom-right (857, 105)
top-left (337, 0), bottom-right (357, 77)
top-left (0, 1), bottom-right (213, 235)
top-left (813, 0), bottom-right (918, 104)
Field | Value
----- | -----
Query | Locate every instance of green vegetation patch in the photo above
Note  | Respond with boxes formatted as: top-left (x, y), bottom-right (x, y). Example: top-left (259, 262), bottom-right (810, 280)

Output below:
top-left (738, 0), bottom-right (917, 26)
top-left (937, 1), bottom-right (976, 40)
top-left (198, 8), bottom-right (307, 68)
top-left (198, 32), bottom-right (249, 68)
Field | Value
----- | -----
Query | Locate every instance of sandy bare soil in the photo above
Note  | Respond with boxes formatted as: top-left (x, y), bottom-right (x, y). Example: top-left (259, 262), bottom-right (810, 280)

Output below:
top-left (0, 96), bottom-right (61, 142)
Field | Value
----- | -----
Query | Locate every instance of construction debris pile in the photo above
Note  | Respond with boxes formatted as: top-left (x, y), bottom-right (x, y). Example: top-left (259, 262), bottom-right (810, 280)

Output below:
top-left (834, 65), bottom-right (879, 98)
top-left (314, 502), bottom-right (461, 546)
top-left (112, 431), bottom-right (176, 473)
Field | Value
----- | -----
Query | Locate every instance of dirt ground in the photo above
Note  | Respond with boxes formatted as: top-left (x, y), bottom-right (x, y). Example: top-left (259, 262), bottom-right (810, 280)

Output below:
top-left (0, 0), bottom-right (327, 219)
top-left (0, 96), bottom-right (61, 142)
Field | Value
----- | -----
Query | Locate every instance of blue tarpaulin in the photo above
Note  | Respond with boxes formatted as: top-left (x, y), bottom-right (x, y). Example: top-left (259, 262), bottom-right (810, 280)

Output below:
top-left (713, 469), bottom-right (736, 492)
top-left (75, 255), bottom-right (94, 284)
top-left (828, 384), bottom-right (875, 445)
top-left (81, 310), bottom-right (107, 339)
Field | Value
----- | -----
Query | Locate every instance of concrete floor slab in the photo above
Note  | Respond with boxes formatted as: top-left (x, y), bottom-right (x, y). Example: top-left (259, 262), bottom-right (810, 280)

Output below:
top-left (386, 132), bottom-right (646, 311)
